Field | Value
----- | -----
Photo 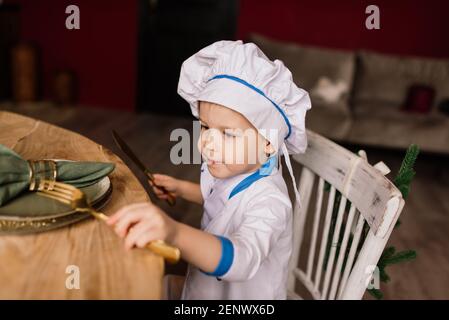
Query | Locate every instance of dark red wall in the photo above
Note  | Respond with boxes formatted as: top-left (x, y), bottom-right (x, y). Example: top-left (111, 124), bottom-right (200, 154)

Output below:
top-left (7, 0), bottom-right (449, 112)
top-left (238, 0), bottom-right (449, 58)
top-left (7, 0), bottom-right (137, 111)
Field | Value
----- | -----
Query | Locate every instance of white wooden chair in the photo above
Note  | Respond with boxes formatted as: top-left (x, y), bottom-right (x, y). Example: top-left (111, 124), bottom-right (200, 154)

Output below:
top-left (287, 130), bottom-right (405, 300)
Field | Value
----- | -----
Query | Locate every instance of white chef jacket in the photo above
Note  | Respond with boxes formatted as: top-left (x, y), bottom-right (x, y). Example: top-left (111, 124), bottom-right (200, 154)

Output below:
top-left (181, 155), bottom-right (293, 300)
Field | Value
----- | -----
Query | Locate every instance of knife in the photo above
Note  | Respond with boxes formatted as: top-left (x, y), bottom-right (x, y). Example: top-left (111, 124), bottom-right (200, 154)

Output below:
top-left (111, 130), bottom-right (176, 206)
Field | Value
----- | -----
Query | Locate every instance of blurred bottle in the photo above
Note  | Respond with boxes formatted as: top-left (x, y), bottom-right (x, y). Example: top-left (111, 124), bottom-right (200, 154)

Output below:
top-left (52, 70), bottom-right (78, 107)
top-left (11, 43), bottom-right (38, 103)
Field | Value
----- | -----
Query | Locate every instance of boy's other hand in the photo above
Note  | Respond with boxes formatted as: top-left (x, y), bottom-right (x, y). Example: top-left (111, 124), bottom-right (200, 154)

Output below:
top-left (148, 173), bottom-right (181, 200)
top-left (106, 202), bottom-right (179, 250)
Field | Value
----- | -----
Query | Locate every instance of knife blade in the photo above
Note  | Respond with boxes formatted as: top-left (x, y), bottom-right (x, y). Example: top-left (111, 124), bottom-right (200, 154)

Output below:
top-left (111, 130), bottom-right (176, 206)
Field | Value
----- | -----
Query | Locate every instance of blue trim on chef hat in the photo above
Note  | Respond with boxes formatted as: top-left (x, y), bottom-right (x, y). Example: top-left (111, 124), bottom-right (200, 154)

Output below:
top-left (208, 74), bottom-right (292, 140)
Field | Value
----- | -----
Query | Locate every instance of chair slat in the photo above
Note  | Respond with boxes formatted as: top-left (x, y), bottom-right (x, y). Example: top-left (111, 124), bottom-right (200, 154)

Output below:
top-left (314, 186), bottom-right (336, 293)
top-left (337, 211), bottom-right (366, 299)
top-left (306, 177), bottom-right (325, 279)
top-left (287, 167), bottom-right (315, 291)
top-left (287, 290), bottom-right (304, 300)
top-left (341, 197), bottom-right (404, 299)
top-left (294, 268), bottom-right (321, 300)
top-left (293, 130), bottom-right (402, 237)
top-left (321, 196), bottom-right (348, 299)
top-left (289, 131), bottom-right (405, 300)
top-left (328, 203), bottom-right (357, 299)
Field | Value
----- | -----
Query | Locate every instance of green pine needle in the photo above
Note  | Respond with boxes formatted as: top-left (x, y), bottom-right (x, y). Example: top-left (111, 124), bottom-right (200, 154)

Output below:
top-left (378, 266), bottom-right (389, 282)
top-left (395, 144), bottom-right (419, 178)
top-left (380, 246), bottom-right (396, 261)
top-left (368, 288), bottom-right (384, 300)
top-left (393, 144), bottom-right (419, 199)
top-left (384, 250), bottom-right (417, 265)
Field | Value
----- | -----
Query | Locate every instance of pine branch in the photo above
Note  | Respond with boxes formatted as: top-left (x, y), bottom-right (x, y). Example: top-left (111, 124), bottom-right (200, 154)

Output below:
top-left (396, 144), bottom-right (419, 177)
top-left (380, 246), bottom-right (396, 261)
top-left (384, 250), bottom-right (417, 265)
top-left (321, 145), bottom-right (419, 299)
top-left (393, 144), bottom-right (419, 199)
top-left (379, 267), bottom-right (390, 283)
top-left (368, 288), bottom-right (383, 300)
top-left (367, 145), bottom-right (419, 299)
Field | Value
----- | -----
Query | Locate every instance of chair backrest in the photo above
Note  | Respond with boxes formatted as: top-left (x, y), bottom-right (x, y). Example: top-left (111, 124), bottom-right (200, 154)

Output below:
top-left (287, 130), bottom-right (405, 300)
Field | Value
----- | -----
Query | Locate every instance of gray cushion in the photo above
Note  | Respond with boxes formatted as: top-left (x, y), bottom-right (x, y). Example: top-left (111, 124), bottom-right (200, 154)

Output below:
top-left (249, 33), bottom-right (355, 113)
top-left (353, 50), bottom-right (449, 113)
top-left (305, 101), bottom-right (352, 140)
top-left (348, 107), bottom-right (449, 154)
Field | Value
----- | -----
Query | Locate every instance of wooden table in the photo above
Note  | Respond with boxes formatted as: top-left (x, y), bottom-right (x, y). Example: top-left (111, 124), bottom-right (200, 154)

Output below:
top-left (0, 111), bottom-right (164, 299)
top-left (2, 103), bottom-right (449, 299)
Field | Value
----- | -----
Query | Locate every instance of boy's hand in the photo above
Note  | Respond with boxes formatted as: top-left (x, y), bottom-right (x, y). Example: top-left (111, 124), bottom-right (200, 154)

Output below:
top-left (148, 174), bottom-right (182, 201)
top-left (150, 174), bottom-right (203, 205)
top-left (107, 202), bottom-right (178, 250)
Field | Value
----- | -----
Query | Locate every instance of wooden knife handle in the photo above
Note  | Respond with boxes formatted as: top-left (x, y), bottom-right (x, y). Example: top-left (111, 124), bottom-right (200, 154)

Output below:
top-left (148, 178), bottom-right (176, 206)
top-left (146, 240), bottom-right (181, 264)
top-left (90, 210), bottom-right (180, 263)
top-left (165, 191), bottom-right (176, 206)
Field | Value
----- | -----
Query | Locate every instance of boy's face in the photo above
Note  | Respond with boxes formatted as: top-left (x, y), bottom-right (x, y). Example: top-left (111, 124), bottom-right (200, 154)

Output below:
top-left (198, 101), bottom-right (274, 179)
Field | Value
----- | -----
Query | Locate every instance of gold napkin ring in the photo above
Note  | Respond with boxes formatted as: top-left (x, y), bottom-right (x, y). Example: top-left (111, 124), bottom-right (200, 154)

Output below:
top-left (28, 160), bottom-right (57, 191)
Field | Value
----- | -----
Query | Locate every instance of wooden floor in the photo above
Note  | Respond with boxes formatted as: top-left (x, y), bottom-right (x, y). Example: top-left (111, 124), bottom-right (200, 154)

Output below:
top-left (1, 102), bottom-right (449, 299)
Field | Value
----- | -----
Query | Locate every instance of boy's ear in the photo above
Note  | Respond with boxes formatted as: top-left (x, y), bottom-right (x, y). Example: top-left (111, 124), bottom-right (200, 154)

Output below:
top-left (265, 141), bottom-right (276, 156)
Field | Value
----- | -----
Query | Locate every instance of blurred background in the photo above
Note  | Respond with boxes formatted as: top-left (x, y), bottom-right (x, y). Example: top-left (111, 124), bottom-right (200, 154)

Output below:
top-left (1, 0), bottom-right (448, 299)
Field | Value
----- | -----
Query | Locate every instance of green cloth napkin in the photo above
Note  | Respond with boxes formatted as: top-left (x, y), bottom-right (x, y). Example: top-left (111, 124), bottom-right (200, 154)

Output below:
top-left (0, 144), bottom-right (115, 206)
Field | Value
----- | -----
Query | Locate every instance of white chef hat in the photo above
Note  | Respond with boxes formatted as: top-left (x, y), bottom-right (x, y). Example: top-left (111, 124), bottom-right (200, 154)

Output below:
top-left (177, 40), bottom-right (312, 209)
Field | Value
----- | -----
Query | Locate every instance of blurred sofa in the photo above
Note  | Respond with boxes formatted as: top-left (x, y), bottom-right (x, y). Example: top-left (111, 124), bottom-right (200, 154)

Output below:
top-left (250, 34), bottom-right (449, 155)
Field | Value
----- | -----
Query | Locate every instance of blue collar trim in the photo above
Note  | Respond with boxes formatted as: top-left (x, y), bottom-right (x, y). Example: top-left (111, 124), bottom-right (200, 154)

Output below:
top-left (228, 156), bottom-right (277, 200)
top-left (208, 74), bottom-right (292, 140)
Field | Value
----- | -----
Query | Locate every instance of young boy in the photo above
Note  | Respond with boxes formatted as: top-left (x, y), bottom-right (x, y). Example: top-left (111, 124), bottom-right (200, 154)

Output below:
top-left (107, 40), bottom-right (311, 299)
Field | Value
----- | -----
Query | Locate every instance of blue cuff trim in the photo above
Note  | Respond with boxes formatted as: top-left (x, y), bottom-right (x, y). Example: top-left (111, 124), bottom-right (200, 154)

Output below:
top-left (201, 235), bottom-right (234, 277)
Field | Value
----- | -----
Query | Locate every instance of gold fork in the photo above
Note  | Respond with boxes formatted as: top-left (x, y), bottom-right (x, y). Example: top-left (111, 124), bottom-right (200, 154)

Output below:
top-left (37, 180), bottom-right (181, 264)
